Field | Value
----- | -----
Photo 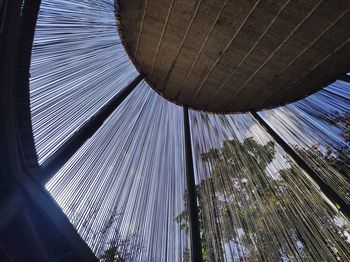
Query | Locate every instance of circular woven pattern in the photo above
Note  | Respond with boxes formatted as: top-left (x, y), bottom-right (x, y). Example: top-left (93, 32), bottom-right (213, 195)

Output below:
top-left (117, 0), bottom-right (350, 113)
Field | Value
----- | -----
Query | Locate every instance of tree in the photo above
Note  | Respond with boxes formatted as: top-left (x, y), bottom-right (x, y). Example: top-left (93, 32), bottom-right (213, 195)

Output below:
top-left (291, 111), bottom-right (350, 209)
top-left (176, 128), bottom-right (350, 260)
top-left (296, 111), bottom-right (350, 175)
top-left (67, 204), bottom-right (143, 262)
top-left (176, 137), bottom-right (278, 260)
top-left (100, 245), bottom-right (124, 262)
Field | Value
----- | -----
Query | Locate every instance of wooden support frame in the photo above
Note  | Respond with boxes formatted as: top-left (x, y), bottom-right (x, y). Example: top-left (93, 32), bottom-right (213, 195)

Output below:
top-left (251, 111), bottom-right (350, 219)
top-left (40, 75), bottom-right (143, 183)
top-left (183, 107), bottom-right (203, 262)
top-left (0, 1), bottom-right (98, 260)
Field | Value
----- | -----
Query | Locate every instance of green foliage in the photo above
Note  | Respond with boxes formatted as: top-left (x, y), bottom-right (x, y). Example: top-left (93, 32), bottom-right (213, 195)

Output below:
top-left (176, 137), bottom-right (277, 260)
top-left (100, 246), bottom-right (124, 262)
top-left (176, 112), bottom-right (350, 260)
top-left (322, 111), bottom-right (350, 173)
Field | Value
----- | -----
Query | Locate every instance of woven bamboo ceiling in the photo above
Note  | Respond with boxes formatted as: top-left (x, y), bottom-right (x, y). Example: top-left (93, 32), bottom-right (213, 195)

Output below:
top-left (117, 0), bottom-right (350, 113)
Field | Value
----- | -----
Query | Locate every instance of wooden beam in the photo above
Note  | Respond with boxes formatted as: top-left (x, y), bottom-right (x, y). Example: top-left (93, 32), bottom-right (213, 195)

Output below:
top-left (250, 8), bottom-right (350, 108)
top-left (171, 0), bottom-right (229, 96)
top-left (191, 0), bottom-right (262, 103)
top-left (161, 0), bottom-right (203, 91)
top-left (232, 0), bottom-right (324, 103)
top-left (183, 107), bottom-right (203, 262)
top-left (251, 111), bottom-right (350, 219)
top-left (150, 0), bottom-right (176, 77)
top-left (0, 1), bottom-right (97, 259)
top-left (133, 0), bottom-right (149, 63)
top-left (206, 0), bottom-right (290, 108)
top-left (19, 175), bottom-right (98, 261)
top-left (40, 75), bottom-right (143, 184)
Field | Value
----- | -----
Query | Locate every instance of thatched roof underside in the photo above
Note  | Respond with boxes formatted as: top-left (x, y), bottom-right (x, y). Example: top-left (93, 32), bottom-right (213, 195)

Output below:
top-left (117, 0), bottom-right (350, 113)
